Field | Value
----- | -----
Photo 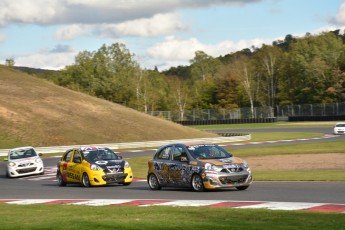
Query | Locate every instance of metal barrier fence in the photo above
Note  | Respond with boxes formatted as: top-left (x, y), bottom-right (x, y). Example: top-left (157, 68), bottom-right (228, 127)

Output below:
top-left (147, 102), bottom-right (345, 121)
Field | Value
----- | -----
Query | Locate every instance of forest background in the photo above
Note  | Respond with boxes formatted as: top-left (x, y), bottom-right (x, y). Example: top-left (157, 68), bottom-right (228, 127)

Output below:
top-left (13, 30), bottom-right (345, 119)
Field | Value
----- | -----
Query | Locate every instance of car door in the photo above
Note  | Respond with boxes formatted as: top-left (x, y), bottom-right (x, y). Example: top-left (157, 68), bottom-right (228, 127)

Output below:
top-left (153, 145), bottom-right (173, 185)
top-left (169, 144), bottom-right (194, 187)
top-left (60, 150), bottom-right (73, 183)
top-left (66, 149), bottom-right (83, 183)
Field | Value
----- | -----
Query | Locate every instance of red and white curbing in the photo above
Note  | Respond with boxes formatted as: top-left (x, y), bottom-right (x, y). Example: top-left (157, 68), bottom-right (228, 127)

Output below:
top-left (0, 199), bottom-right (344, 213)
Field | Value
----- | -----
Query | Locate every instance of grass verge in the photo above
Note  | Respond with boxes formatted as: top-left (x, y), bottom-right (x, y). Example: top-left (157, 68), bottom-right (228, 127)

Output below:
top-left (0, 204), bottom-right (344, 230)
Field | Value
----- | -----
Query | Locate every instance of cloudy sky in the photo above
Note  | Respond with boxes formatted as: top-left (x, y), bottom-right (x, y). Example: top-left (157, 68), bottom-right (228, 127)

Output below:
top-left (1, 0), bottom-right (345, 71)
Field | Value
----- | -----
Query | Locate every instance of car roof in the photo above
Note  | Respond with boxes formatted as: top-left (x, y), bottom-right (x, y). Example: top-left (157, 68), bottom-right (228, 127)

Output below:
top-left (79, 146), bottom-right (108, 151)
top-left (9, 146), bottom-right (34, 151)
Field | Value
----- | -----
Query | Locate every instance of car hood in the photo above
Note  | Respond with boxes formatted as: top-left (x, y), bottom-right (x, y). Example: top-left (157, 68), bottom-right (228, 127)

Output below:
top-left (92, 160), bottom-right (125, 169)
top-left (8, 157), bottom-right (40, 164)
top-left (198, 157), bottom-right (245, 166)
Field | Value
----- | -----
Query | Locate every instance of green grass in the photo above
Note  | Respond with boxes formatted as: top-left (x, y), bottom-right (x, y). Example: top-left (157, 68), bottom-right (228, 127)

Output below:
top-left (0, 204), bottom-right (344, 230)
top-left (228, 140), bottom-right (345, 157)
top-left (193, 121), bottom-right (337, 130)
top-left (248, 132), bottom-right (323, 142)
top-left (253, 170), bottom-right (345, 181)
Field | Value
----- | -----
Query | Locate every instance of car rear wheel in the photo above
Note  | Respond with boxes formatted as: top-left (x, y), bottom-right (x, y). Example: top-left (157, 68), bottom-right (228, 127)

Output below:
top-left (236, 186), bottom-right (249, 191)
top-left (57, 172), bottom-right (66, 186)
top-left (148, 174), bottom-right (161, 190)
top-left (82, 173), bottom-right (90, 187)
top-left (191, 174), bottom-right (204, 192)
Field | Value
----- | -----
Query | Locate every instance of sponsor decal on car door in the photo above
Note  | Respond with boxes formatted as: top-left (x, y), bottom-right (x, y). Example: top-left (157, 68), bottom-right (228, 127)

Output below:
top-left (66, 150), bottom-right (82, 182)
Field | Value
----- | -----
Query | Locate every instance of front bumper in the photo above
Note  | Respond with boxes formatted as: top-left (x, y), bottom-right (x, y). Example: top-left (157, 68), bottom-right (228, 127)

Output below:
top-left (202, 170), bottom-right (252, 189)
top-left (7, 163), bottom-right (44, 178)
top-left (89, 167), bottom-right (133, 186)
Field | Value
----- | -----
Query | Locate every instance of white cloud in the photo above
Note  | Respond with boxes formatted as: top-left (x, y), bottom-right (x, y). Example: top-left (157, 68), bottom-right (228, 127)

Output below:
top-left (106, 13), bottom-right (187, 37)
top-left (0, 0), bottom-right (59, 25)
top-left (147, 36), bottom-right (275, 69)
top-left (55, 24), bottom-right (86, 40)
top-left (13, 49), bottom-right (78, 70)
top-left (333, 3), bottom-right (345, 25)
top-left (0, 0), bottom-right (261, 26)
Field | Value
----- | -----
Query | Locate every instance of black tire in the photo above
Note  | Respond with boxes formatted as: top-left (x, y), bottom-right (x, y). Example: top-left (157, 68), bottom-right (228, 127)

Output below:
top-left (82, 173), bottom-right (91, 187)
top-left (236, 186), bottom-right (249, 191)
top-left (57, 172), bottom-right (66, 186)
top-left (148, 174), bottom-right (161, 190)
top-left (191, 174), bottom-right (204, 192)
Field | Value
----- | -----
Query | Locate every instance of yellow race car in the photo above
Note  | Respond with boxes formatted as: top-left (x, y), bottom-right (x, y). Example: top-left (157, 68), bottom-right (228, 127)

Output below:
top-left (56, 146), bottom-right (133, 187)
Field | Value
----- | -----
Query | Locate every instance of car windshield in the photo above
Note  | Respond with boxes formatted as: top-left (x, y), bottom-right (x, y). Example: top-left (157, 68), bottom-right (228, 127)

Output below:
top-left (83, 148), bottom-right (120, 162)
top-left (188, 144), bottom-right (232, 159)
top-left (9, 148), bottom-right (37, 160)
top-left (335, 123), bottom-right (345, 127)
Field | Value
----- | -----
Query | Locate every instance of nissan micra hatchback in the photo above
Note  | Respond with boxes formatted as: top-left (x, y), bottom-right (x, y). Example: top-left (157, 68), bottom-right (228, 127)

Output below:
top-left (5, 146), bottom-right (44, 178)
top-left (147, 143), bottom-right (252, 192)
top-left (56, 146), bottom-right (133, 187)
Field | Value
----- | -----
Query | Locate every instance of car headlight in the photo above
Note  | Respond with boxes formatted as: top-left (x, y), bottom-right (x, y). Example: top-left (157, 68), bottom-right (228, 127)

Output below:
top-left (8, 162), bottom-right (16, 167)
top-left (35, 158), bottom-right (42, 164)
top-left (90, 164), bottom-right (103, 171)
top-left (242, 160), bottom-right (249, 168)
top-left (204, 163), bottom-right (221, 172)
top-left (124, 161), bottom-right (130, 168)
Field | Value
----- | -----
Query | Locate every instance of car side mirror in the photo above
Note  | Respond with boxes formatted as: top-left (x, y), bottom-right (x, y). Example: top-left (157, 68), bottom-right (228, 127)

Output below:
top-left (39, 153), bottom-right (43, 157)
top-left (118, 156), bottom-right (123, 159)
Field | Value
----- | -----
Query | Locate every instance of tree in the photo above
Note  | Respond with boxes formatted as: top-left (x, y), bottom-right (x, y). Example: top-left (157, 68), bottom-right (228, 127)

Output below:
top-left (5, 58), bottom-right (15, 67)
top-left (190, 51), bottom-right (222, 81)
top-left (230, 55), bottom-right (259, 117)
top-left (254, 45), bottom-right (284, 115)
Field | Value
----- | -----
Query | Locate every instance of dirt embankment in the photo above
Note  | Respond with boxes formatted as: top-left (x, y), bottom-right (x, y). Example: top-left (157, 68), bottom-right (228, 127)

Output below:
top-left (244, 153), bottom-right (345, 171)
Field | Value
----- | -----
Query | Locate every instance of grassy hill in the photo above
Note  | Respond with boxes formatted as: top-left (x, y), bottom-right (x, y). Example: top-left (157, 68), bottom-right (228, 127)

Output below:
top-left (0, 66), bottom-right (217, 148)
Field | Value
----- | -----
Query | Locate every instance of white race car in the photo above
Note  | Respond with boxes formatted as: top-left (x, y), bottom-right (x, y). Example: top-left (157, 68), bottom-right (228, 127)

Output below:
top-left (5, 146), bottom-right (44, 178)
top-left (333, 122), bottom-right (345, 135)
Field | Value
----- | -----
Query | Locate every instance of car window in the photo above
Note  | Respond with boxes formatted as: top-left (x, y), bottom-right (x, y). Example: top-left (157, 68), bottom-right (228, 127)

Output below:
top-left (189, 145), bottom-right (232, 159)
top-left (156, 146), bottom-right (172, 160)
top-left (9, 148), bottom-right (36, 160)
top-left (63, 150), bottom-right (73, 162)
top-left (172, 145), bottom-right (188, 161)
top-left (73, 150), bottom-right (82, 163)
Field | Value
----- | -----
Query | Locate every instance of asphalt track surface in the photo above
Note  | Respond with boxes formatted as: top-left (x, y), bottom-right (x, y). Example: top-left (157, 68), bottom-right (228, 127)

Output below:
top-left (1, 127), bottom-right (345, 212)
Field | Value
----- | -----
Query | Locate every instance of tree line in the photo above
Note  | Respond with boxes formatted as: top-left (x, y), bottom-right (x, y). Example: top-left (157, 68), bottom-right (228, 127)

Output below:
top-left (39, 30), bottom-right (345, 119)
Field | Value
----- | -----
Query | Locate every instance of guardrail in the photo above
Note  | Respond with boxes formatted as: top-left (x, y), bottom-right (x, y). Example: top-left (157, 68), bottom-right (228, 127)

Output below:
top-left (0, 134), bottom-right (251, 156)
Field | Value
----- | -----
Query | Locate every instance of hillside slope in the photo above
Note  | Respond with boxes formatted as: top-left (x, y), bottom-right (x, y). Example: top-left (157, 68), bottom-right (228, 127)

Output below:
top-left (0, 66), bottom-right (217, 147)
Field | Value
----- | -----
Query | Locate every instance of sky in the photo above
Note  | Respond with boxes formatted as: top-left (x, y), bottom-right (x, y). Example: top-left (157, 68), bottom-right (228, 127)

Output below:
top-left (1, 0), bottom-right (345, 71)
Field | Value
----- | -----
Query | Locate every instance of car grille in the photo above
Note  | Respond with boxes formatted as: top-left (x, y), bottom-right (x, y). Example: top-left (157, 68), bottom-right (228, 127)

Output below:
top-left (16, 167), bottom-right (37, 174)
top-left (102, 173), bottom-right (128, 183)
top-left (18, 162), bottom-right (35, 167)
top-left (219, 175), bottom-right (249, 185)
top-left (105, 168), bottom-right (124, 174)
top-left (220, 167), bottom-right (243, 173)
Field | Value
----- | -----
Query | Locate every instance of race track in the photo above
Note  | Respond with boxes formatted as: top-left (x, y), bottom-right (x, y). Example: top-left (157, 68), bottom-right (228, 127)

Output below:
top-left (1, 127), bottom-right (345, 212)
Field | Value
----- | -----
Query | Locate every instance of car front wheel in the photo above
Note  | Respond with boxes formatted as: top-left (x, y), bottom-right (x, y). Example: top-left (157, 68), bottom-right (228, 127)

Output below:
top-left (82, 173), bottom-right (91, 187)
top-left (191, 174), bottom-right (204, 192)
top-left (148, 174), bottom-right (161, 190)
